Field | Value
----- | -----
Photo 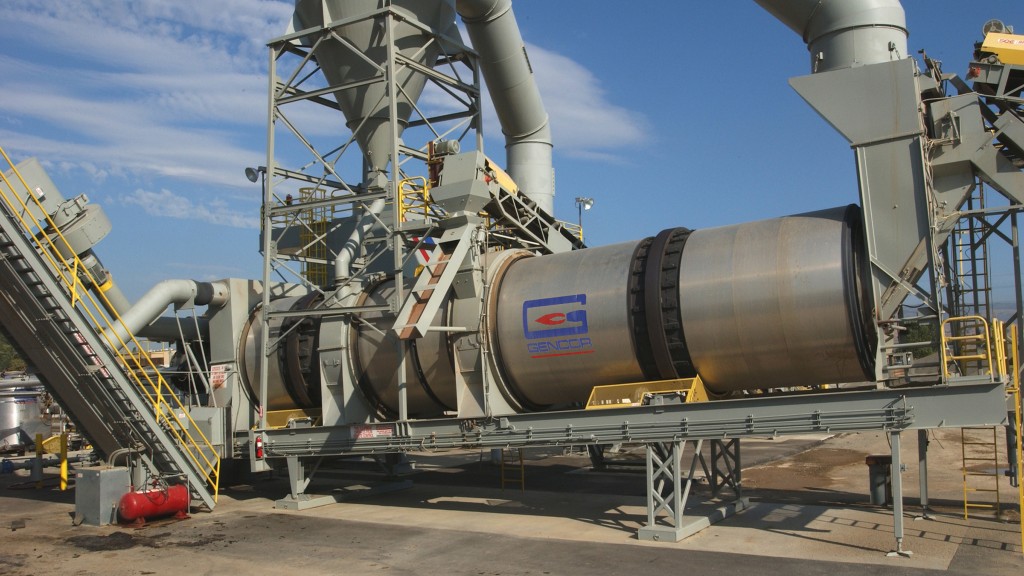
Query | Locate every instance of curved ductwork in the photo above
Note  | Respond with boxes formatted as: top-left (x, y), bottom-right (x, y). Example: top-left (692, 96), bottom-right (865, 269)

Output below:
top-left (109, 280), bottom-right (228, 346)
top-left (457, 0), bottom-right (555, 216)
top-left (754, 0), bottom-right (908, 72)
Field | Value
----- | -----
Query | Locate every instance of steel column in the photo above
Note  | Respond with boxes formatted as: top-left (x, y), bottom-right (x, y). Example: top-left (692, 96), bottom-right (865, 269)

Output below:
top-left (887, 431), bottom-right (913, 557)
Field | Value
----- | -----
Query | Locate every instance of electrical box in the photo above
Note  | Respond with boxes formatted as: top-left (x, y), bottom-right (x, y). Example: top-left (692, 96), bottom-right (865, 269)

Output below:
top-left (189, 406), bottom-right (226, 456)
top-left (982, 33), bottom-right (1024, 66)
top-left (74, 466), bottom-right (130, 526)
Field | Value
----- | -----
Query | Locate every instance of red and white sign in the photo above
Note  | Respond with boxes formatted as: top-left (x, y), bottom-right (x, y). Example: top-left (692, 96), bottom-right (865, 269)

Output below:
top-left (210, 364), bottom-right (228, 389)
top-left (350, 424), bottom-right (395, 439)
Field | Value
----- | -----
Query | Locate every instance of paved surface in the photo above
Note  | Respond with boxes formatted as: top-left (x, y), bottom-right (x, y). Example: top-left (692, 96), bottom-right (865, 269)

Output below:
top-left (0, 429), bottom-right (1020, 575)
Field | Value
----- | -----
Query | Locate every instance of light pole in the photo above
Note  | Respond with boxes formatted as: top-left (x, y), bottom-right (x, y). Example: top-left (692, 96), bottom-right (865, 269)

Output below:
top-left (245, 165), bottom-right (267, 192)
top-left (575, 196), bottom-right (594, 242)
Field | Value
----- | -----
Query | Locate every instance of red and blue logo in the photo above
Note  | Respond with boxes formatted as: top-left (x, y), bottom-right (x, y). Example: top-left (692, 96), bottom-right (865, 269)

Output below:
top-left (522, 294), bottom-right (594, 358)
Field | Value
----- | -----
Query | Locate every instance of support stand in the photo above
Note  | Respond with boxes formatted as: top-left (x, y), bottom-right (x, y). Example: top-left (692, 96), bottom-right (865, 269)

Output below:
top-left (276, 455), bottom-right (412, 511)
top-left (886, 431), bottom-right (914, 558)
top-left (914, 429), bottom-right (933, 521)
top-left (637, 439), bottom-right (748, 542)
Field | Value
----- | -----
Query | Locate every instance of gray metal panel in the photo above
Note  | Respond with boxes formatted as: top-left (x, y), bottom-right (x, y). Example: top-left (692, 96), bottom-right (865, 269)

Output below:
top-left (793, 58), bottom-right (931, 326)
top-left (856, 139), bottom-right (931, 319)
top-left (74, 466), bottom-right (130, 526)
top-left (789, 58), bottom-right (921, 146)
top-left (189, 407), bottom-right (227, 457)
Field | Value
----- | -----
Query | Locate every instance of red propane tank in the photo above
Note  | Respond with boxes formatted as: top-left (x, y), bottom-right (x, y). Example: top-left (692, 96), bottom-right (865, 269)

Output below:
top-left (118, 484), bottom-right (189, 524)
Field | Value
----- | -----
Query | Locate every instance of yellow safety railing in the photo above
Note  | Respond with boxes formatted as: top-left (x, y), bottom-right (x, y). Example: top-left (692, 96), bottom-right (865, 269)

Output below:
top-left (298, 187), bottom-right (332, 288)
top-left (1008, 328), bottom-right (1023, 555)
top-left (559, 220), bottom-right (583, 241)
top-left (398, 176), bottom-right (434, 223)
top-left (941, 315), bottom-right (994, 380)
top-left (0, 146), bottom-right (219, 502)
top-left (586, 376), bottom-right (709, 410)
top-left (992, 319), bottom-right (1010, 382)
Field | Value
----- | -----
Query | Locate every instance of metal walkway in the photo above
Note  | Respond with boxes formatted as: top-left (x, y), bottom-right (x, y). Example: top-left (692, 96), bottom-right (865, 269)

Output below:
top-left (0, 148), bottom-right (219, 509)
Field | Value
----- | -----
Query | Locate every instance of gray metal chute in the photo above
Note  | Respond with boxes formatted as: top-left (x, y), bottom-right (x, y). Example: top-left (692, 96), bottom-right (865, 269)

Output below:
top-left (457, 0), bottom-right (554, 215)
top-left (754, 0), bottom-right (908, 72)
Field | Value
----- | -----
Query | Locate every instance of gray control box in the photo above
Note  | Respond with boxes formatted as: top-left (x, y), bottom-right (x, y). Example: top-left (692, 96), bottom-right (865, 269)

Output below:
top-left (74, 466), bottom-right (130, 526)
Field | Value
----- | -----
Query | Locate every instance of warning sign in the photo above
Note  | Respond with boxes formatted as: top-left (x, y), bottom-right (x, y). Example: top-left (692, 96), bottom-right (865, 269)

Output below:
top-left (350, 424), bottom-right (395, 439)
top-left (210, 364), bottom-right (229, 389)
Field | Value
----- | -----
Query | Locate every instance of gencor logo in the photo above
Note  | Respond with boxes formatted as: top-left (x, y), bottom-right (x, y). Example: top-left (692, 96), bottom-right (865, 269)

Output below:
top-left (522, 294), bottom-right (594, 358)
top-left (523, 294), bottom-right (588, 338)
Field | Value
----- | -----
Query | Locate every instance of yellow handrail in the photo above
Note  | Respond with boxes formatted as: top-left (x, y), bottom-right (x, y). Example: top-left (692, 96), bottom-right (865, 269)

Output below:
top-left (940, 315), bottom-right (994, 380)
top-left (0, 146), bottom-right (219, 502)
top-left (1009, 328), bottom-right (1023, 556)
top-left (398, 176), bottom-right (432, 223)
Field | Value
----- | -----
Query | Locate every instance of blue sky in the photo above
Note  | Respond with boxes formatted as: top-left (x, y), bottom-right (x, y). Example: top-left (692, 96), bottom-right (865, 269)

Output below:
top-left (0, 0), bottom-right (1020, 302)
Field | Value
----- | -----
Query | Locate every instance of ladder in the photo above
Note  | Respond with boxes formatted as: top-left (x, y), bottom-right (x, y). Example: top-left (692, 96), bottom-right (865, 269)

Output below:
top-left (0, 148), bottom-right (219, 509)
top-left (961, 426), bottom-right (1002, 519)
top-left (950, 185), bottom-right (992, 326)
top-left (500, 448), bottom-right (525, 492)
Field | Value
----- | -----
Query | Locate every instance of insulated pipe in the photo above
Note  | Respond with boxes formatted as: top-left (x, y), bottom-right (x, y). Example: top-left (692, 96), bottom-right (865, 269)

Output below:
top-left (136, 317), bottom-right (209, 343)
top-left (108, 280), bottom-right (228, 346)
top-left (334, 197), bottom-right (386, 284)
top-left (457, 0), bottom-right (555, 215)
top-left (754, 0), bottom-right (908, 72)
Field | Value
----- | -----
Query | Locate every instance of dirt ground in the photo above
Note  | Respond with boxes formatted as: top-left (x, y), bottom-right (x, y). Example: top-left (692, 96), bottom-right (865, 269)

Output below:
top-left (0, 428), bottom-right (1020, 576)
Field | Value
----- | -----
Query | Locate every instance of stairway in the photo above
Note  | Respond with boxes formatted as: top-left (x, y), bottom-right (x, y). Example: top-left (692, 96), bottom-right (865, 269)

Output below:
top-left (0, 149), bottom-right (218, 509)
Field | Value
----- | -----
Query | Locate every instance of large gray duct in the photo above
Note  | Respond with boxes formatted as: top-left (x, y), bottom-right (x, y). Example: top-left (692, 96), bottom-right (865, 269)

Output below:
top-left (754, 0), bottom-right (908, 72)
top-left (108, 280), bottom-right (228, 347)
top-left (457, 0), bottom-right (554, 215)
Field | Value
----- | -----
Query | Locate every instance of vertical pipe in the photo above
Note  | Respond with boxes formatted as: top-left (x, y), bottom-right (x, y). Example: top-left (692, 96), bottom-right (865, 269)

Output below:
top-left (457, 0), bottom-right (554, 215)
top-left (59, 432), bottom-right (68, 491)
top-left (917, 429), bottom-right (930, 517)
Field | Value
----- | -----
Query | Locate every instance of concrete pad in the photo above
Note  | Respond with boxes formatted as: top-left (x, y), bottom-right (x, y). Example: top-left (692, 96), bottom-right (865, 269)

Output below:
top-left (0, 430), bottom-right (1019, 575)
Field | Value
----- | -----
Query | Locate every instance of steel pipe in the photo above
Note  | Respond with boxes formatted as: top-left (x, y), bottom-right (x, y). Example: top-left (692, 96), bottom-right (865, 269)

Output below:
top-left (457, 0), bottom-right (555, 215)
top-left (109, 279), bottom-right (228, 347)
top-left (754, 0), bottom-right (908, 72)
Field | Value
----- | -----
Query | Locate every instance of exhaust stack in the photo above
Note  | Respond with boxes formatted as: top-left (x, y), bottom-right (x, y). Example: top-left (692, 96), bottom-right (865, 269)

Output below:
top-left (754, 0), bottom-right (908, 72)
top-left (457, 0), bottom-right (555, 215)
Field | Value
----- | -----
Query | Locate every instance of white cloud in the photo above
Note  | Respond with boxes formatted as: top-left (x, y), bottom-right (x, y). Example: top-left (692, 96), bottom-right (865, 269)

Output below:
top-left (0, 2), bottom-right (284, 192)
top-left (530, 44), bottom-right (649, 154)
top-left (419, 29), bottom-right (649, 161)
top-left (122, 188), bottom-right (259, 229)
top-left (0, 1), bottom-right (648, 232)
